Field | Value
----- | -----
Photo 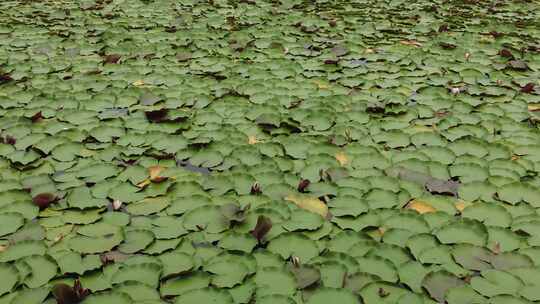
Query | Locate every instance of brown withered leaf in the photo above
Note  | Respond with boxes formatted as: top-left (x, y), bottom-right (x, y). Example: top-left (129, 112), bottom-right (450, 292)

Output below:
top-left (250, 215), bottom-right (272, 244)
top-left (103, 54), bottom-right (121, 64)
top-left (508, 60), bottom-right (529, 71)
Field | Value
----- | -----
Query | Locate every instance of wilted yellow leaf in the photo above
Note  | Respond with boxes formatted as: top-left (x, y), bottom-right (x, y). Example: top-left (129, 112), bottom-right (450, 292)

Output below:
top-left (406, 199), bottom-right (436, 214)
top-left (335, 151), bottom-right (349, 166)
top-left (454, 200), bottom-right (471, 213)
top-left (400, 40), bottom-right (422, 47)
top-left (248, 135), bottom-right (260, 145)
top-left (366, 226), bottom-right (386, 239)
top-left (412, 125), bottom-right (435, 133)
top-left (132, 79), bottom-right (145, 87)
top-left (285, 194), bottom-right (329, 218)
top-left (149, 165), bottom-right (167, 182)
top-left (313, 80), bottom-right (329, 90)
top-left (79, 148), bottom-right (96, 157)
top-left (137, 179), bottom-right (151, 188)
top-left (0, 245), bottom-right (7, 252)
top-left (528, 104), bottom-right (540, 112)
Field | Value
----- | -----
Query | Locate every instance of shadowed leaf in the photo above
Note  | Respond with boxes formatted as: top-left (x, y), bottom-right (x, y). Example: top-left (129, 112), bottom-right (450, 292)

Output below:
top-left (145, 109), bottom-right (169, 122)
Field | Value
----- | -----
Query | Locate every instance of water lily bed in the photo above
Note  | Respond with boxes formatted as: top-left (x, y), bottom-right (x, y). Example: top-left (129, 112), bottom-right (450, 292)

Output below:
top-left (0, 0), bottom-right (540, 303)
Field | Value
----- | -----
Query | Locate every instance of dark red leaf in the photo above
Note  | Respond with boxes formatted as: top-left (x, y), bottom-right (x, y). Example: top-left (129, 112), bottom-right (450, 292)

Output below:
top-left (30, 111), bottom-right (43, 123)
top-left (499, 49), bottom-right (514, 58)
top-left (489, 31), bottom-right (504, 38)
top-left (53, 279), bottom-right (89, 304)
top-left (53, 284), bottom-right (79, 304)
top-left (103, 54), bottom-right (121, 64)
top-left (32, 193), bottom-right (58, 209)
top-left (145, 108), bottom-right (169, 122)
top-left (250, 215), bottom-right (272, 244)
top-left (324, 58), bottom-right (339, 65)
top-left (4, 136), bottom-right (16, 145)
top-left (0, 73), bottom-right (12, 84)
top-left (521, 82), bottom-right (535, 93)
top-left (328, 20), bottom-right (337, 27)
top-left (297, 179), bottom-right (310, 193)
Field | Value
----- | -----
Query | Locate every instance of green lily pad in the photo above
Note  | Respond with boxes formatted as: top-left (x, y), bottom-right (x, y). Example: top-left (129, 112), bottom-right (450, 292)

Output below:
top-left (174, 288), bottom-right (233, 304)
top-left (254, 267), bottom-right (296, 297)
top-left (435, 219), bottom-right (488, 246)
top-left (0, 241), bottom-right (46, 262)
top-left (0, 213), bottom-right (24, 237)
top-left (82, 291), bottom-right (133, 304)
top-left (0, 263), bottom-right (19, 295)
top-left (9, 287), bottom-right (49, 304)
top-left (158, 252), bottom-right (195, 278)
top-left (183, 205), bottom-right (230, 233)
top-left (470, 269), bottom-right (523, 297)
top-left (306, 287), bottom-right (358, 304)
top-left (267, 233), bottom-right (319, 262)
top-left (21, 255), bottom-right (57, 288)
top-left (118, 230), bottom-right (155, 254)
top-left (161, 272), bottom-right (210, 297)
top-left (111, 263), bottom-right (162, 288)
